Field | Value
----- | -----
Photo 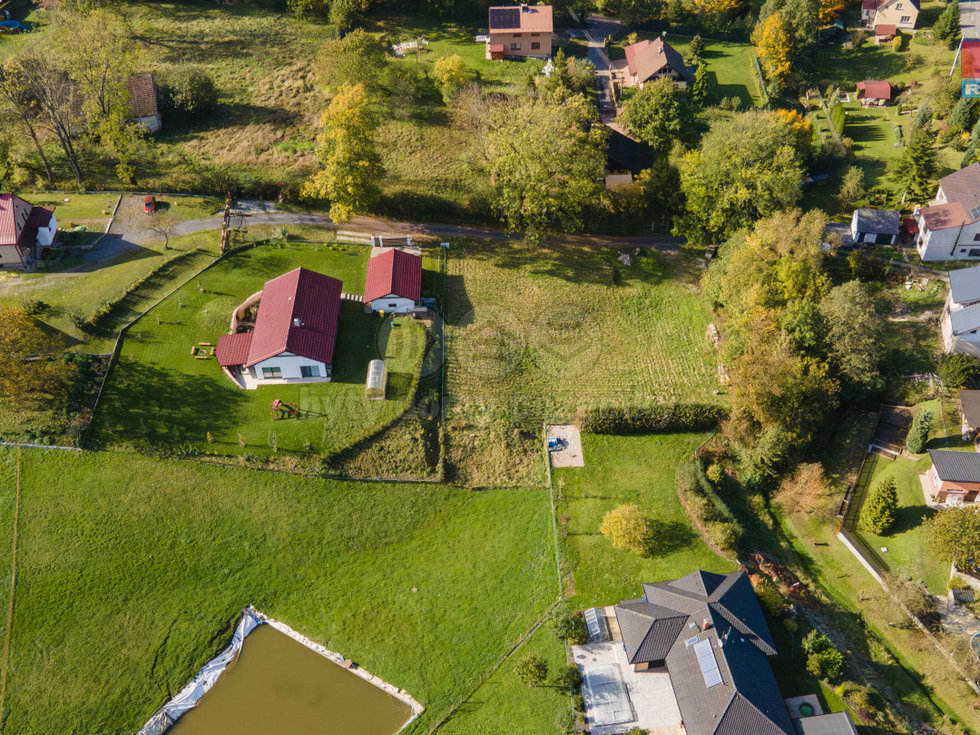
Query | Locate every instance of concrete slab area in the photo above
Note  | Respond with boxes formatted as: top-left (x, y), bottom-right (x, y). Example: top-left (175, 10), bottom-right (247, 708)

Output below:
top-left (547, 424), bottom-right (585, 467)
top-left (571, 641), bottom-right (683, 735)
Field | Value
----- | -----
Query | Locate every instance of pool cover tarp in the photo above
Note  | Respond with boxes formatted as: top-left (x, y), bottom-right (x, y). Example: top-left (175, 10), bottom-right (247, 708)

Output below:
top-left (137, 608), bottom-right (265, 735)
top-left (582, 664), bottom-right (635, 727)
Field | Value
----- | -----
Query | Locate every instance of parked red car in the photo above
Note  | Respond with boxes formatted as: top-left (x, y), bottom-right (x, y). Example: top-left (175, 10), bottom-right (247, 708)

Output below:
top-left (144, 195), bottom-right (156, 214)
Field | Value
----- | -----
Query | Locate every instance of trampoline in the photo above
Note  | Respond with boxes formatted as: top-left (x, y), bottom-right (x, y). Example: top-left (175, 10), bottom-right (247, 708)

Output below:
top-left (582, 665), bottom-right (634, 728)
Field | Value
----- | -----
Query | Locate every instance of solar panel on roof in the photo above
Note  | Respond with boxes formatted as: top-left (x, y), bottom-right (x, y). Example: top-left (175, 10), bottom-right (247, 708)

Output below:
top-left (693, 638), bottom-right (723, 688)
top-left (489, 7), bottom-right (521, 29)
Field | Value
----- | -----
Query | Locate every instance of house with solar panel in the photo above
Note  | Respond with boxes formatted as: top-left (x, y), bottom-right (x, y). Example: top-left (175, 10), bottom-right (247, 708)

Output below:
top-left (364, 248), bottom-right (422, 315)
top-left (216, 267), bottom-right (342, 389)
top-left (574, 570), bottom-right (858, 735)
top-left (486, 4), bottom-right (553, 60)
top-left (913, 163), bottom-right (980, 261)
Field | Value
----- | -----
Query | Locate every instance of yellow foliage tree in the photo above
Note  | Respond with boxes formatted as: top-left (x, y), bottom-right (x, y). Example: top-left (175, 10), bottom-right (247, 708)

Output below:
top-left (752, 13), bottom-right (792, 87)
top-left (692, 0), bottom-right (743, 16)
top-left (600, 504), bottom-right (651, 554)
top-left (818, 0), bottom-right (847, 24)
top-left (775, 108), bottom-right (814, 159)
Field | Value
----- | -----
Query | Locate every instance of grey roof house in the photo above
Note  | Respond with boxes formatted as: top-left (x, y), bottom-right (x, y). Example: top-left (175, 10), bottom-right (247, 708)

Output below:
top-left (942, 264), bottom-right (980, 357)
top-left (613, 570), bottom-right (858, 735)
top-left (851, 208), bottom-right (900, 245)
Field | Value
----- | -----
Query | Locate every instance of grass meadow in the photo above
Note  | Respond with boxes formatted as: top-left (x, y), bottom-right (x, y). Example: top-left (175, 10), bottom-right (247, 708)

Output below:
top-left (443, 239), bottom-right (721, 486)
top-left (0, 448), bottom-right (557, 734)
top-left (88, 242), bottom-right (427, 458)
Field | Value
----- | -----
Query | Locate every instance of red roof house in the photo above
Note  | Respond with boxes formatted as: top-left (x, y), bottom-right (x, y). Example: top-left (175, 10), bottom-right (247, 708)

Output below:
top-left (0, 194), bottom-right (57, 270)
top-left (216, 267), bottom-right (342, 386)
top-left (874, 23), bottom-right (897, 38)
top-left (619, 37), bottom-right (692, 88)
top-left (487, 5), bottom-right (553, 59)
top-left (364, 249), bottom-right (422, 314)
top-left (856, 80), bottom-right (894, 102)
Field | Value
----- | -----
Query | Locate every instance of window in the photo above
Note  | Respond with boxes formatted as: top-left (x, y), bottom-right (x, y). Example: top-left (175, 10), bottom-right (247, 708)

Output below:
top-left (531, 32), bottom-right (540, 37)
top-left (261, 367), bottom-right (282, 379)
top-left (388, 302), bottom-right (399, 308)
top-left (971, 249), bottom-right (980, 258)
top-left (531, 41), bottom-right (541, 49)
top-left (901, 15), bottom-right (910, 21)
top-left (300, 365), bottom-right (320, 378)
top-left (974, 234), bottom-right (980, 242)
top-left (895, 3), bottom-right (903, 8)
top-left (511, 42), bottom-right (521, 50)
top-left (513, 33), bottom-right (521, 38)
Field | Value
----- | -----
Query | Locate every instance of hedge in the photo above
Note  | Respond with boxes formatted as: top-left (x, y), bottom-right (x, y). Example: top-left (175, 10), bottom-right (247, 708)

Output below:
top-left (577, 403), bottom-right (726, 435)
top-left (675, 460), bottom-right (743, 555)
top-left (831, 102), bottom-right (846, 136)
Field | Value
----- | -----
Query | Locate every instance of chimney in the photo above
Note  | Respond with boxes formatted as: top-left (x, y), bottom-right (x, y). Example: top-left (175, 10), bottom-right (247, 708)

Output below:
top-left (702, 618), bottom-right (711, 631)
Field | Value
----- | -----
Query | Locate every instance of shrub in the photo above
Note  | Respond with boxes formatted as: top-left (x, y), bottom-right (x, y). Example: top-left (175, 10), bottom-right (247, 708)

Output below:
top-left (892, 33), bottom-right (904, 52)
top-left (938, 353), bottom-right (980, 390)
top-left (860, 478), bottom-right (898, 535)
top-left (906, 409), bottom-right (932, 454)
top-left (551, 607), bottom-right (588, 645)
top-left (553, 664), bottom-right (583, 690)
top-left (802, 630), bottom-right (845, 681)
top-left (515, 653), bottom-right (549, 686)
top-left (159, 67), bottom-right (219, 124)
top-left (577, 403), bottom-right (725, 434)
top-left (600, 504), bottom-right (651, 553)
top-left (706, 463), bottom-right (723, 484)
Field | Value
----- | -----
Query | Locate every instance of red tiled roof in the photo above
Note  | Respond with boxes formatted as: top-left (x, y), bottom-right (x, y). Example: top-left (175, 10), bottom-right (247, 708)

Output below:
top-left (862, 0), bottom-right (878, 9)
top-left (216, 332), bottom-right (253, 367)
top-left (0, 194), bottom-right (32, 247)
top-left (874, 24), bottom-right (896, 36)
top-left (624, 38), bottom-right (691, 84)
top-left (964, 40), bottom-right (980, 79)
top-left (215, 267), bottom-right (343, 369)
top-left (364, 249), bottom-right (422, 303)
top-left (856, 80), bottom-right (894, 100)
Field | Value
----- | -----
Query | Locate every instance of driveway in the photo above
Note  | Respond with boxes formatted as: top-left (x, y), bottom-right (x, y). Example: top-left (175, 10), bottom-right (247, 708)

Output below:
top-left (583, 14), bottom-right (625, 111)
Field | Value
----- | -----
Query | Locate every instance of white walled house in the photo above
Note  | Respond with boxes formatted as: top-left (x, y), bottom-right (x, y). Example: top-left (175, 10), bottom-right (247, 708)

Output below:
top-left (216, 267), bottom-right (342, 389)
top-left (364, 248), bottom-right (422, 315)
top-left (942, 264), bottom-right (980, 356)
top-left (0, 194), bottom-right (57, 270)
top-left (914, 163), bottom-right (980, 261)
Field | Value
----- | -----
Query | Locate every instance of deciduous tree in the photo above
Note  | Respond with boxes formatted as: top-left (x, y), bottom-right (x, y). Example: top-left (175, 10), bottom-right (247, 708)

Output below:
top-left (302, 83), bottom-right (384, 222)
top-left (480, 94), bottom-right (606, 238)
top-left (619, 76), bottom-right (695, 154)
top-left (927, 506), bottom-right (980, 569)
top-left (600, 505), bottom-right (652, 553)
top-left (515, 653), bottom-right (549, 686)
top-left (315, 29), bottom-right (387, 94)
top-left (752, 13), bottom-right (792, 88)
top-left (837, 165), bottom-right (864, 207)
top-left (433, 54), bottom-right (469, 103)
top-left (819, 280), bottom-right (881, 386)
top-left (777, 462), bottom-right (832, 515)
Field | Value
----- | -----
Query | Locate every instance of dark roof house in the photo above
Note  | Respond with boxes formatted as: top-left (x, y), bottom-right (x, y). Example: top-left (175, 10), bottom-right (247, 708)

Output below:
top-left (851, 208), bottom-right (900, 244)
top-left (364, 249), bottom-right (422, 304)
top-left (929, 449), bottom-right (980, 483)
top-left (217, 267), bottom-right (342, 369)
top-left (125, 73), bottom-right (162, 132)
top-left (614, 571), bottom-right (857, 735)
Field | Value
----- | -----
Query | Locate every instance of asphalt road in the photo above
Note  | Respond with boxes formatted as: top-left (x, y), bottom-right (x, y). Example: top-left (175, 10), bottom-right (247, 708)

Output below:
top-left (962, 0), bottom-right (980, 40)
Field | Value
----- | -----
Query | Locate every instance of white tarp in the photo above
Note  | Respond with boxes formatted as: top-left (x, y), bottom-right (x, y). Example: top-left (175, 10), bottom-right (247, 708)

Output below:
top-left (136, 607), bottom-right (265, 735)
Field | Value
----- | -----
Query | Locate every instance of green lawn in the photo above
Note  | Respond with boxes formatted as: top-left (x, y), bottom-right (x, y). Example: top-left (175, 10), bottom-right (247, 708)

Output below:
top-left (0, 448), bottom-right (557, 734)
top-left (555, 433), bottom-right (733, 607)
top-left (444, 239), bottom-right (723, 486)
top-left (851, 452), bottom-right (947, 593)
top-left (88, 242), bottom-right (427, 458)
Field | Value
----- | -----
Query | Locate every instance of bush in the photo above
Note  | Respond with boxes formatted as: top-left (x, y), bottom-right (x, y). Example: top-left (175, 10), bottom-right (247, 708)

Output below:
top-left (891, 34), bottom-right (904, 52)
top-left (802, 630), bottom-right (846, 681)
top-left (515, 653), bottom-right (549, 686)
top-left (706, 462), bottom-right (723, 484)
top-left (860, 477), bottom-right (898, 535)
top-left (675, 462), bottom-right (743, 555)
top-left (553, 663), bottom-right (583, 690)
top-left (159, 67), bottom-right (219, 125)
top-left (938, 353), bottom-right (980, 390)
top-left (600, 504), bottom-right (652, 553)
top-left (906, 409), bottom-right (932, 454)
top-left (577, 403), bottom-right (725, 434)
top-left (551, 607), bottom-right (588, 645)
top-left (830, 102), bottom-right (846, 136)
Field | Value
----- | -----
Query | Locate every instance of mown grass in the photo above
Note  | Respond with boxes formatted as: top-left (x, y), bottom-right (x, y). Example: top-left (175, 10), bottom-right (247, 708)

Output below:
top-left (89, 242), bottom-right (427, 457)
top-left (443, 239), bottom-right (722, 485)
top-left (554, 433), bottom-right (733, 607)
top-left (0, 230), bottom-right (221, 353)
top-left (0, 448), bottom-right (557, 734)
